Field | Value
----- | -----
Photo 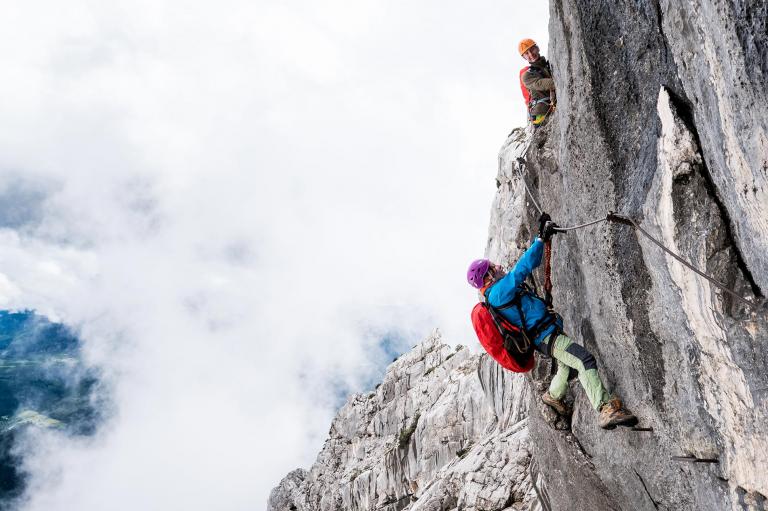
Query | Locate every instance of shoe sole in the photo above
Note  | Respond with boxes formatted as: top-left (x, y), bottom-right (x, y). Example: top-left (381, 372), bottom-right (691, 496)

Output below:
top-left (601, 416), bottom-right (639, 430)
top-left (547, 406), bottom-right (570, 416)
top-left (618, 417), bottom-right (639, 428)
top-left (542, 399), bottom-right (569, 417)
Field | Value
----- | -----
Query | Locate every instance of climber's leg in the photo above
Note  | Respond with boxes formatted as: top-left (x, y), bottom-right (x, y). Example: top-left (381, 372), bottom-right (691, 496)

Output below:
top-left (548, 358), bottom-right (570, 401)
top-left (549, 335), bottom-right (610, 411)
top-left (542, 358), bottom-right (571, 415)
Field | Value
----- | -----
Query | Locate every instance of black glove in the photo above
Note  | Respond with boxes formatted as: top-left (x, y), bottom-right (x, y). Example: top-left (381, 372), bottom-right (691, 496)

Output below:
top-left (538, 213), bottom-right (551, 239)
top-left (542, 221), bottom-right (560, 241)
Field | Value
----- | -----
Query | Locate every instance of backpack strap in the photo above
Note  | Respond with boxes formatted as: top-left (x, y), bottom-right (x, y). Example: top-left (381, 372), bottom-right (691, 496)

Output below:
top-left (486, 283), bottom-right (559, 342)
top-left (529, 97), bottom-right (553, 107)
top-left (484, 298), bottom-right (533, 356)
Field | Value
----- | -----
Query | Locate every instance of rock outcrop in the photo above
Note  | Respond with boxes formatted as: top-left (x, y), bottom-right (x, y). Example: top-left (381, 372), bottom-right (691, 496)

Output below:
top-left (270, 1), bottom-right (768, 510)
top-left (496, 2), bottom-right (767, 510)
top-left (268, 333), bottom-right (541, 511)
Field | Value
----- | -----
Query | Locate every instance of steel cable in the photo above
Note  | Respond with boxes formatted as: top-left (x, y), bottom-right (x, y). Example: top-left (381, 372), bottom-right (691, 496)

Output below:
top-left (513, 160), bottom-right (543, 215)
top-left (607, 213), bottom-right (759, 310)
top-left (554, 217), bottom-right (608, 231)
top-left (509, 160), bottom-right (760, 310)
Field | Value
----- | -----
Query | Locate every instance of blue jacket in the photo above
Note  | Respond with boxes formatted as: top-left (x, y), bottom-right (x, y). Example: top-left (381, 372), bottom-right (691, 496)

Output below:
top-left (485, 238), bottom-right (562, 347)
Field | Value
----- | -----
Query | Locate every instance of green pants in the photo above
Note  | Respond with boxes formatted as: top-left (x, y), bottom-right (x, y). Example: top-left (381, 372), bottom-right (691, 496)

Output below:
top-left (548, 334), bottom-right (610, 410)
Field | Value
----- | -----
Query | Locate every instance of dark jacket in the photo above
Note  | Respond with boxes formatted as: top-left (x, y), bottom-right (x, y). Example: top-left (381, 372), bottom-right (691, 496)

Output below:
top-left (522, 57), bottom-right (556, 115)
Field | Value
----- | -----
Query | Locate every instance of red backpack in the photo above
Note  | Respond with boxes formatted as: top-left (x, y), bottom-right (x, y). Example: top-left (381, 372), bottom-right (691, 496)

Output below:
top-left (471, 294), bottom-right (535, 373)
top-left (519, 66), bottom-right (532, 108)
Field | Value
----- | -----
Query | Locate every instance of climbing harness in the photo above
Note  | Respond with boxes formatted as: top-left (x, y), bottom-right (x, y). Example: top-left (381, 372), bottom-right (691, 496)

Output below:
top-left (488, 290), bottom-right (534, 357)
top-left (530, 97), bottom-right (553, 108)
top-left (513, 157), bottom-right (761, 310)
top-left (529, 98), bottom-right (555, 127)
top-left (519, 65), bottom-right (556, 127)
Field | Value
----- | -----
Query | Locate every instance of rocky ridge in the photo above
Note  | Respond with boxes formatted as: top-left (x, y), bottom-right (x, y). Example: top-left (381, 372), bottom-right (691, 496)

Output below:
top-left (267, 332), bottom-right (542, 511)
top-left (270, 1), bottom-right (768, 509)
top-left (504, 1), bottom-right (768, 509)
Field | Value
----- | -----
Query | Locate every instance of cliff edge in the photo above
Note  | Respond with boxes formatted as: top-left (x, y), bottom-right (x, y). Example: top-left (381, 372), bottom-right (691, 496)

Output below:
top-left (497, 1), bottom-right (767, 509)
top-left (269, 2), bottom-right (768, 509)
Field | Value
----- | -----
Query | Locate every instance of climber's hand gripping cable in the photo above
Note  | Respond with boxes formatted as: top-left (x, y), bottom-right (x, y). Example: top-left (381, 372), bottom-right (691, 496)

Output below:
top-left (538, 212), bottom-right (560, 242)
top-left (537, 213), bottom-right (551, 239)
top-left (543, 221), bottom-right (560, 242)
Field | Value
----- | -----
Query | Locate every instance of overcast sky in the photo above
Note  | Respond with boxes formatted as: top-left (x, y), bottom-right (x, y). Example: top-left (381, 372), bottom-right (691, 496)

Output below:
top-left (0, 1), bottom-right (548, 509)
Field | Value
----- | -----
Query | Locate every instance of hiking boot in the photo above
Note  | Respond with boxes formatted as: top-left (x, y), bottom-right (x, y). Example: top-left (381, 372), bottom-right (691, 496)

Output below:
top-left (599, 398), bottom-right (638, 429)
top-left (541, 392), bottom-right (570, 416)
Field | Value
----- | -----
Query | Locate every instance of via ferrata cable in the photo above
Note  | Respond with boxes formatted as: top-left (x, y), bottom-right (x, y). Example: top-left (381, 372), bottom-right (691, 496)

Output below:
top-left (512, 158), bottom-right (760, 310)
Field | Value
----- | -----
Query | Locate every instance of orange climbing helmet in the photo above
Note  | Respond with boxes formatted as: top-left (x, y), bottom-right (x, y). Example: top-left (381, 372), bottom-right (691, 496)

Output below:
top-left (518, 38), bottom-right (537, 56)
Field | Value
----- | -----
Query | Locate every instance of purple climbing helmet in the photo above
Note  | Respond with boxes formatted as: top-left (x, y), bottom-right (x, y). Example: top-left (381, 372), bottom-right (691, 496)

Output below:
top-left (467, 259), bottom-right (491, 289)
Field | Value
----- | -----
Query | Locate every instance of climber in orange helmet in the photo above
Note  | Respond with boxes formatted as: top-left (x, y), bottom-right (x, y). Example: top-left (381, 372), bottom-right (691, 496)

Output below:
top-left (518, 39), bottom-right (556, 127)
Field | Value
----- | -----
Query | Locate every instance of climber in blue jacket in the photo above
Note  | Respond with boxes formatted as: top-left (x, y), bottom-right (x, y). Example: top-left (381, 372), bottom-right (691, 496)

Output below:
top-left (484, 237), bottom-right (562, 346)
top-left (468, 214), bottom-right (637, 429)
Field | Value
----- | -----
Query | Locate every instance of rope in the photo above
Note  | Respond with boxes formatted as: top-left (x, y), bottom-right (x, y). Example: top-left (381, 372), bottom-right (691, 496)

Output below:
top-left (543, 240), bottom-right (553, 308)
top-left (509, 159), bottom-right (760, 310)
top-left (606, 213), bottom-right (759, 310)
top-left (514, 158), bottom-right (603, 231)
top-left (513, 159), bottom-right (543, 215)
top-left (555, 217), bottom-right (607, 231)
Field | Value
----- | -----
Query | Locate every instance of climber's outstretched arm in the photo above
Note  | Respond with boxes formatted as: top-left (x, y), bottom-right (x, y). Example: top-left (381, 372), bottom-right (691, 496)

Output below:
top-left (489, 239), bottom-right (544, 304)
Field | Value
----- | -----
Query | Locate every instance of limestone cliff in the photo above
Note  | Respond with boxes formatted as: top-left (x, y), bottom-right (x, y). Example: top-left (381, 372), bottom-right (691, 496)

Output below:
top-left (507, 1), bottom-right (767, 509)
top-left (269, 1), bottom-right (768, 509)
top-left (267, 333), bottom-right (542, 511)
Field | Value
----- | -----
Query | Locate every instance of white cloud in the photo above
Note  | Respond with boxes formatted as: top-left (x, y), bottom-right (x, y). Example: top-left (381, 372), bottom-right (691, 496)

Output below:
top-left (0, 1), bottom-right (548, 508)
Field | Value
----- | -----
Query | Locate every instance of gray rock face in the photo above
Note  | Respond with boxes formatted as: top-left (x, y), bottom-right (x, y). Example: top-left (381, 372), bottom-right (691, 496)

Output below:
top-left (494, 2), bottom-right (767, 510)
top-left (270, 2), bottom-right (768, 510)
top-left (267, 333), bottom-right (539, 511)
